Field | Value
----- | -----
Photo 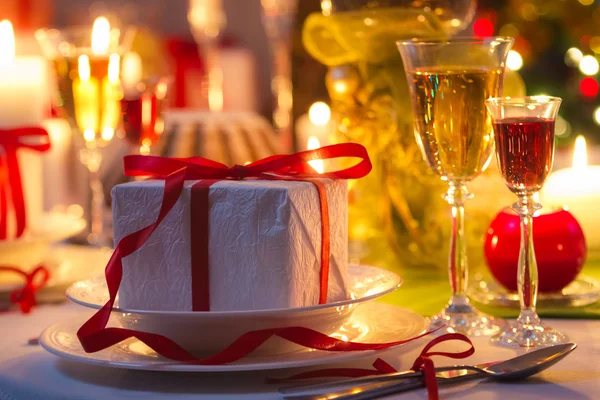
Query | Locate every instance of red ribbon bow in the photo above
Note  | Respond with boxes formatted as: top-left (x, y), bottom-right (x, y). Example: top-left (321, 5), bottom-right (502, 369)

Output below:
top-left (76, 144), bottom-right (466, 364)
top-left (0, 127), bottom-right (51, 240)
top-left (269, 333), bottom-right (475, 400)
top-left (0, 265), bottom-right (50, 313)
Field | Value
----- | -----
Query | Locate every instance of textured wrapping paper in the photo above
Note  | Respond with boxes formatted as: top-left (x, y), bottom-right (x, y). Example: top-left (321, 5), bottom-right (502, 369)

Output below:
top-left (112, 179), bottom-right (349, 312)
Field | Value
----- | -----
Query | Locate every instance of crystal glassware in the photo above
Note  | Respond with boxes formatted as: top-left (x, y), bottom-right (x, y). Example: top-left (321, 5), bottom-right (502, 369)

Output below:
top-left (188, 0), bottom-right (226, 111)
top-left (36, 18), bottom-right (135, 247)
top-left (261, 0), bottom-right (299, 152)
top-left (397, 37), bottom-right (514, 336)
top-left (120, 76), bottom-right (170, 155)
top-left (321, 0), bottom-right (476, 35)
top-left (486, 96), bottom-right (568, 347)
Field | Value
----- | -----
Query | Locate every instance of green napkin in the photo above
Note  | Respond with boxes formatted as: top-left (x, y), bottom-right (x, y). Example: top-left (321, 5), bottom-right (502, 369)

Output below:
top-left (381, 258), bottom-right (600, 320)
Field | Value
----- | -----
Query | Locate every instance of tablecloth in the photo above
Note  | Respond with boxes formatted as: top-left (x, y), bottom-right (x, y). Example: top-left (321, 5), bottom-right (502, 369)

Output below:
top-left (1, 302), bottom-right (599, 400)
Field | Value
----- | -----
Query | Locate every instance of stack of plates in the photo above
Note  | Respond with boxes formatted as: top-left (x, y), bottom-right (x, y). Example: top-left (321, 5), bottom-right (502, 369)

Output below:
top-left (40, 265), bottom-right (431, 371)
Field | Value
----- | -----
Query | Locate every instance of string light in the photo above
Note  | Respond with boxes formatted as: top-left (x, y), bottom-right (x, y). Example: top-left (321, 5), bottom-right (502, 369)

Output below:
top-left (565, 48), bottom-right (583, 67)
top-left (579, 55), bottom-right (599, 75)
top-left (580, 77), bottom-right (599, 97)
top-left (473, 18), bottom-right (494, 37)
top-left (506, 50), bottom-right (523, 71)
top-left (594, 106), bottom-right (600, 125)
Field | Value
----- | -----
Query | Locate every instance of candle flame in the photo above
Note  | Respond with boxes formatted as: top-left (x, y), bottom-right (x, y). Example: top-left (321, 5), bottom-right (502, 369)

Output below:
top-left (0, 20), bottom-right (15, 65)
top-left (308, 102), bottom-right (331, 126)
top-left (91, 17), bottom-right (111, 55)
top-left (573, 135), bottom-right (588, 170)
top-left (108, 53), bottom-right (120, 84)
top-left (307, 136), bottom-right (324, 174)
top-left (78, 55), bottom-right (91, 82)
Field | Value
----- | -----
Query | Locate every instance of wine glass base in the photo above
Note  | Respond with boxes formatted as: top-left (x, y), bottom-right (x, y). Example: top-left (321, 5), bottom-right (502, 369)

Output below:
top-left (430, 305), bottom-right (503, 336)
top-left (491, 321), bottom-right (569, 348)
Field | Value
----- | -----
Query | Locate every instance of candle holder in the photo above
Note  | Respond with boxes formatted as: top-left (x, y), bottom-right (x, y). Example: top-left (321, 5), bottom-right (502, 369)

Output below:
top-left (36, 18), bottom-right (135, 247)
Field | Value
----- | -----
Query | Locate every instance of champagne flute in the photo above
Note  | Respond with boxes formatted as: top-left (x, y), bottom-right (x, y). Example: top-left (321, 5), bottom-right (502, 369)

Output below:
top-left (486, 96), bottom-right (568, 347)
top-left (397, 37), bottom-right (514, 335)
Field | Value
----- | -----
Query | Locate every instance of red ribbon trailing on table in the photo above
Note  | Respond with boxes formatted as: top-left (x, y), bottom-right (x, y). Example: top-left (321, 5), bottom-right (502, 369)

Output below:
top-left (269, 333), bottom-right (475, 400)
top-left (0, 265), bottom-right (50, 313)
top-left (76, 144), bottom-right (487, 365)
top-left (0, 127), bottom-right (51, 240)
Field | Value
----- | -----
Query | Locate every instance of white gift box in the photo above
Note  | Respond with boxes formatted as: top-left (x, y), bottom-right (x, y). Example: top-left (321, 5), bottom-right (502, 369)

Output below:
top-left (112, 179), bottom-right (349, 312)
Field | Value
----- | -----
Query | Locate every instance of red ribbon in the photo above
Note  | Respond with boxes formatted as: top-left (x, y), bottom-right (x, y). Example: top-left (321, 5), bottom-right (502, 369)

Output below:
top-left (0, 127), bottom-right (51, 240)
top-left (0, 265), bottom-right (50, 313)
top-left (269, 333), bottom-right (475, 400)
top-left (75, 144), bottom-right (472, 365)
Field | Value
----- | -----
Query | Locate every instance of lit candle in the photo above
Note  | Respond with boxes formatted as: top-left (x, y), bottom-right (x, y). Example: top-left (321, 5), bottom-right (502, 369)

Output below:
top-left (0, 20), bottom-right (48, 234)
top-left (295, 101), bottom-right (332, 151)
top-left (542, 136), bottom-right (600, 250)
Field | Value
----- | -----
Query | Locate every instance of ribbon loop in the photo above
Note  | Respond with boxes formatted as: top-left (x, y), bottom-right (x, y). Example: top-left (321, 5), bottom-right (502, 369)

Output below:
top-left (268, 333), bottom-right (475, 400)
top-left (0, 127), bottom-right (51, 239)
top-left (0, 265), bottom-right (50, 313)
top-left (410, 333), bottom-right (475, 400)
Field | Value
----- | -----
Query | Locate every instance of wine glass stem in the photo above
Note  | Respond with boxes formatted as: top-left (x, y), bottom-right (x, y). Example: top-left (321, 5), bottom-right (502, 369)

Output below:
top-left (90, 170), bottom-right (105, 245)
top-left (514, 195), bottom-right (541, 326)
top-left (446, 182), bottom-right (470, 305)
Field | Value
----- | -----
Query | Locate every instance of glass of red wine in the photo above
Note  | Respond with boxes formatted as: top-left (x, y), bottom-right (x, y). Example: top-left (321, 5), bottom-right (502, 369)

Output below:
top-left (486, 96), bottom-right (567, 347)
top-left (120, 77), bottom-right (170, 155)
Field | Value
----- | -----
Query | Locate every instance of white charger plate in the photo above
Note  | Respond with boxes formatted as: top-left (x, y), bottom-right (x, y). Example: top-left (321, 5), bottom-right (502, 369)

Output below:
top-left (39, 302), bottom-right (429, 372)
top-left (66, 265), bottom-right (402, 354)
top-left (0, 211), bottom-right (86, 269)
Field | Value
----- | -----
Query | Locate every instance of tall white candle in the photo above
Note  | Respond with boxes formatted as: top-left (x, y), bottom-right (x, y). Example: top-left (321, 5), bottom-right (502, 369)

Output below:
top-left (0, 20), bottom-right (48, 236)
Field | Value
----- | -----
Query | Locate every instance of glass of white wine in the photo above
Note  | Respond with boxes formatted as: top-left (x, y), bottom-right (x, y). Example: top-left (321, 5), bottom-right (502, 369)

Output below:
top-left (397, 37), bottom-right (514, 336)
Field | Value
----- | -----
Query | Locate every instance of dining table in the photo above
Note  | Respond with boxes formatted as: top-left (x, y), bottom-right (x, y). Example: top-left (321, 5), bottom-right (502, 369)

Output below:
top-left (2, 246), bottom-right (600, 400)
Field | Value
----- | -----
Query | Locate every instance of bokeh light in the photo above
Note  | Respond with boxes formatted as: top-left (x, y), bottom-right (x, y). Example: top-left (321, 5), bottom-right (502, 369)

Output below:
top-left (579, 0), bottom-right (594, 5)
top-left (594, 106), bottom-right (600, 125)
top-left (579, 55), bottom-right (599, 75)
top-left (473, 18), bottom-right (494, 37)
top-left (580, 77), bottom-right (599, 97)
top-left (506, 50), bottom-right (523, 71)
top-left (565, 47), bottom-right (583, 67)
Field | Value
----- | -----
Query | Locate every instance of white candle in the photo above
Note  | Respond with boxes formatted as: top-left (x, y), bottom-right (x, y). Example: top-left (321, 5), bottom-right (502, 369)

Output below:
top-left (0, 20), bottom-right (48, 235)
top-left (542, 136), bottom-right (600, 250)
top-left (295, 101), bottom-right (333, 151)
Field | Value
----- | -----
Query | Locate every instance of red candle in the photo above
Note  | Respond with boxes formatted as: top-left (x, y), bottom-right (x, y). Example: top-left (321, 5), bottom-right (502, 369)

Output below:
top-left (485, 208), bottom-right (587, 293)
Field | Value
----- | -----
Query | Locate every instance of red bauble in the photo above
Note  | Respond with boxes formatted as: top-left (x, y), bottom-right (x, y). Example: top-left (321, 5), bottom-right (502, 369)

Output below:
top-left (484, 209), bottom-right (587, 293)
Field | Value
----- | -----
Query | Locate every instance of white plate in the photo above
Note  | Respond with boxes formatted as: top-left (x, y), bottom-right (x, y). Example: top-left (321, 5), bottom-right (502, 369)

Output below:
top-left (0, 211), bottom-right (86, 269)
top-left (67, 265), bottom-right (402, 315)
top-left (66, 265), bottom-right (403, 354)
top-left (39, 302), bottom-right (429, 372)
top-left (0, 245), bottom-right (111, 309)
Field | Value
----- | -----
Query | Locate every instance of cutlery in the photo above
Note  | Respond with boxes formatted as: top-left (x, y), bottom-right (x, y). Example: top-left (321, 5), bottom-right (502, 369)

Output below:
top-left (281, 342), bottom-right (577, 400)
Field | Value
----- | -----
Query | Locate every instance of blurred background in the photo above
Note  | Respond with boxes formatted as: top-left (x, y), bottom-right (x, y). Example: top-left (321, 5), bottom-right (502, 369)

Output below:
top-left (4, 0), bottom-right (600, 148)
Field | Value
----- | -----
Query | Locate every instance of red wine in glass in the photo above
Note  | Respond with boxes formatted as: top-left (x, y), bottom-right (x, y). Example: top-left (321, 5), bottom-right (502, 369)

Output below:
top-left (494, 117), bottom-right (555, 194)
top-left (121, 93), bottom-right (158, 149)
